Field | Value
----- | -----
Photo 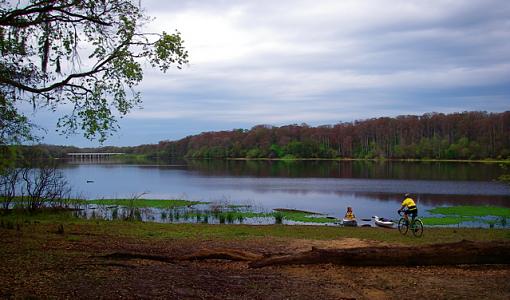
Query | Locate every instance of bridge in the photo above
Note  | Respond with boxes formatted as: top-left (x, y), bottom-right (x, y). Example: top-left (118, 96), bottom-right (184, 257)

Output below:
top-left (67, 152), bottom-right (125, 162)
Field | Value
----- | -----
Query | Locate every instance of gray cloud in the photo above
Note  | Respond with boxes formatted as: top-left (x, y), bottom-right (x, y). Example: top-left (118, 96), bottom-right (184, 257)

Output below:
top-left (31, 0), bottom-right (510, 146)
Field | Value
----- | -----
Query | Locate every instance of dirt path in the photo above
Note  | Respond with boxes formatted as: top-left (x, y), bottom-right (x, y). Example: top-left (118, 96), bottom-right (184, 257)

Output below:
top-left (1, 229), bottom-right (509, 299)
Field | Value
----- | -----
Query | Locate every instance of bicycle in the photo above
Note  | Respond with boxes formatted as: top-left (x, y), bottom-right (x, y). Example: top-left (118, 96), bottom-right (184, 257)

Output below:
top-left (397, 211), bottom-right (424, 237)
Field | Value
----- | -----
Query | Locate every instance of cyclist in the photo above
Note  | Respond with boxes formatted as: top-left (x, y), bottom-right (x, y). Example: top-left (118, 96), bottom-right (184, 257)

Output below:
top-left (398, 193), bottom-right (418, 225)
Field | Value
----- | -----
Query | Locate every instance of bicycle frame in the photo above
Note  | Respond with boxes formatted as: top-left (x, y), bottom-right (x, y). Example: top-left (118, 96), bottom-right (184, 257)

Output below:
top-left (398, 212), bottom-right (424, 237)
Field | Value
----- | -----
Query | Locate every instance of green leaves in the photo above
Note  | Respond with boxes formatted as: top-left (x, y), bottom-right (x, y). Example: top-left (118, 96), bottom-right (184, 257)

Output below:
top-left (1, 0), bottom-right (188, 143)
top-left (0, 93), bottom-right (33, 145)
top-left (152, 31), bottom-right (189, 72)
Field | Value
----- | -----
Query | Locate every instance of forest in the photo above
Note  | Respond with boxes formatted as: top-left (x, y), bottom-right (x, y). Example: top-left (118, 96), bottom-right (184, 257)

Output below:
top-left (24, 111), bottom-right (510, 160)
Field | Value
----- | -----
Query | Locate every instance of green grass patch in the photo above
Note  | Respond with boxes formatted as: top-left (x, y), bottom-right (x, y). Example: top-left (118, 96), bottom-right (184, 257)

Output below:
top-left (87, 199), bottom-right (207, 209)
top-left (271, 208), bottom-right (334, 223)
top-left (421, 216), bottom-right (476, 225)
top-left (274, 208), bottom-right (324, 215)
top-left (69, 222), bottom-right (510, 244)
top-left (177, 210), bottom-right (336, 224)
top-left (1, 210), bottom-right (509, 245)
top-left (214, 210), bottom-right (336, 224)
top-left (226, 204), bottom-right (252, 208)
top-left (279, 211), bottom-right (336, 223)
top-left (498, 174), bottom-right (510, 184)
top-left (1, 196), bottom-right (88, 206)
top-left (428, 205), bottom-right (510, 218)
top-left (200, 211), bottom-right (272, 219)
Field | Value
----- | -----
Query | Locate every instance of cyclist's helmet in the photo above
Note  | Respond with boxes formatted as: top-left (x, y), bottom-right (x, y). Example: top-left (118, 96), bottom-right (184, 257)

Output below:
top-left (404, 193), bottom-right (410, 198)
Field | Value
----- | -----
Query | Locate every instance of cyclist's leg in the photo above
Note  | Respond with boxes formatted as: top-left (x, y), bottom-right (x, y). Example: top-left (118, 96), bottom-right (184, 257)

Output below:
top-left (409, 209), bottom-right (417, 227)
top-left (403, 210), bottom-right (409, 224)
top-left (411, 210), bottom-right (417, 222)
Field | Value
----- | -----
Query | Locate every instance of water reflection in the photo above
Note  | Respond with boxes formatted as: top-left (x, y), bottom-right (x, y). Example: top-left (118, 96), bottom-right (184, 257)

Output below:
top-left (63, 159), bottom-right (507, 181)
top-left (184, 160), bottom-right (506, 181)
top-left (60, 161), bottom-right (510, 220)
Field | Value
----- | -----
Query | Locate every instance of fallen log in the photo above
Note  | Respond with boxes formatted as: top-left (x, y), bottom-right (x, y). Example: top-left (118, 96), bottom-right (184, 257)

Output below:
top-left (101, 252), bottom-right (174, 263)
top-left (100, 248), bottom-right (262, 263)
top-left (180, 248), bottom-right (263, 261)
top-left (249, 240), bottom-right (510, 268)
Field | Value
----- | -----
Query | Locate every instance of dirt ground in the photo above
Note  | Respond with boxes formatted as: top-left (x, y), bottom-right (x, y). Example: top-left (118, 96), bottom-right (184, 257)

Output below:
top-left (1, 228), bottom-right (509, 299)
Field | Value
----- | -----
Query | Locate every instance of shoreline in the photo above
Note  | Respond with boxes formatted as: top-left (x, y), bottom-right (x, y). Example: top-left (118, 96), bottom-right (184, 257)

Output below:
top-left (222, 157), bottom-right (510, 163)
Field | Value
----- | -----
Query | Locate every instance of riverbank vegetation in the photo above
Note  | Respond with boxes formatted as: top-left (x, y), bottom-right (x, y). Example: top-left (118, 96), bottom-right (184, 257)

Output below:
top-left (12, 111), bottom-right (510, 162)
top-left (88, 199), bottom-right (207, 209)
top-left (3, 192), bottom-right (509, 228)
top-left (0, 210), bottom-right (508, 244)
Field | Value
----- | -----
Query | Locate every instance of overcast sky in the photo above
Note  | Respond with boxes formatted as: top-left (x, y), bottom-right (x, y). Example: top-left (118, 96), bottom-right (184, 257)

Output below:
top-left (33, 0), bottom-right (510, 147)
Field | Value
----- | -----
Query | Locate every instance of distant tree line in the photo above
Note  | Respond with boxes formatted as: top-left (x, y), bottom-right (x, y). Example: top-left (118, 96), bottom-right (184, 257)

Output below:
top-left (21, 111), bottom-right (510, 160)
top-left (149, 111), bottom-right (510, 160)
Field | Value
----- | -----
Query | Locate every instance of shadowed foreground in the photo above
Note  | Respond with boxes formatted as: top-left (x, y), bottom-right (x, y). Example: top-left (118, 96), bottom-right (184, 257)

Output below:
top-left (1, 222), bottom-right (509, 299)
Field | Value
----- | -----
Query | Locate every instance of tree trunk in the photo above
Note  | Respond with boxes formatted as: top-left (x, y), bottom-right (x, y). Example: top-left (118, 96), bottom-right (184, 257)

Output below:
top-left (249, 240), bottom-right (510, 268)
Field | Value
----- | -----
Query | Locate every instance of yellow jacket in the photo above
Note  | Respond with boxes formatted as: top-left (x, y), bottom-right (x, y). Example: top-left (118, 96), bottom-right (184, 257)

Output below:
top-left (401, 198), bottom-right (416, 208)
top-left (344, 212), bottom-right (356, 219)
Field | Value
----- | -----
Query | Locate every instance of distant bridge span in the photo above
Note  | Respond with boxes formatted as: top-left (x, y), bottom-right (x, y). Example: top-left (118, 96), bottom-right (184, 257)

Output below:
top-left (66, 153), bottom-right (125, 161)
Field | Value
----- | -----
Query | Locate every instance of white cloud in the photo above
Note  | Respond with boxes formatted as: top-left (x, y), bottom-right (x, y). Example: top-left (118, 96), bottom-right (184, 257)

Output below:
top-left (35, 0), bottom-right (510, 145)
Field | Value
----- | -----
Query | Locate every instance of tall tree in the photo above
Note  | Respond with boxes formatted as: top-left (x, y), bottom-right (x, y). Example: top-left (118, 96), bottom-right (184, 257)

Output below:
top-left (0, 0), bottom-right (188, 144)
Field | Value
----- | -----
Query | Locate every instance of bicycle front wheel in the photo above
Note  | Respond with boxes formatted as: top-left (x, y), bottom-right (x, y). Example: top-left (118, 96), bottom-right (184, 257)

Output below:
top-left (398, 218), bottom-right (408, 235)
top-left (411, 219), bottom-right (424, 237)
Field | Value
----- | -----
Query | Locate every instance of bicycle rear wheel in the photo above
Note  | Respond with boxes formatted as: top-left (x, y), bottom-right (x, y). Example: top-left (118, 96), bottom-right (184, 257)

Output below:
top-left (398, 218), bottom-right (408, 235)
top-left (411, 219), bottom-right (424, 237)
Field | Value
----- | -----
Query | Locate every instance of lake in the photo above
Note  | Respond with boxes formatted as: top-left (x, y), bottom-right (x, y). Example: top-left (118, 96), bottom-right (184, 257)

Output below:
top-left (61, 160), bottom-right (510, 221)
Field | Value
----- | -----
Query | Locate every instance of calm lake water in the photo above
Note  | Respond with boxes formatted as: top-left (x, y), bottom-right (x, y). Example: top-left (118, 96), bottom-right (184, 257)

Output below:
top-left (61, 160), bottom-right (510, 220)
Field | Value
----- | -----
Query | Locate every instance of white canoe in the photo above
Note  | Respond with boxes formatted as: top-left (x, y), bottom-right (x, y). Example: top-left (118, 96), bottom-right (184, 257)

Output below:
top-left (373, 216), bottom-right (394, 228)
top-left (342, 218), bottom-right (358, 227)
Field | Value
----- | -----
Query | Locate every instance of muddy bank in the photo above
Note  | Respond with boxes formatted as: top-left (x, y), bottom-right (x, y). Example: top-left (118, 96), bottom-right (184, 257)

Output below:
top-left (100, 240), bottom-right (510, 268)
top-left (1, 226), bottom-right (509, 299)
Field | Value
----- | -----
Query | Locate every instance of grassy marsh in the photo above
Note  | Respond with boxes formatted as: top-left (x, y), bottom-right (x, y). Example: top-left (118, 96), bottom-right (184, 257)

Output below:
top-left (427, 205), bottom-right (510, 217)
top-left (421, 216), bottom-right (477, 225)
top-left (4, 198), bottom-right (510, 228)
top-left (87, 198), bottom-right (207, 209)
top-left (1, 210), bottom-right (509, 245)
top-left (80, 199), bottom-right (341, 224)
top-left (425, 205), bottom-right (510, 227)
